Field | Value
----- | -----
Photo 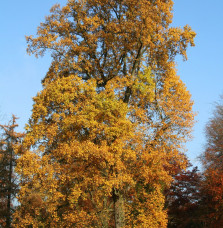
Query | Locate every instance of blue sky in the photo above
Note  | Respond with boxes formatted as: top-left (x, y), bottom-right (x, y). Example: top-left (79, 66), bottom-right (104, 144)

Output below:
top-left (0, 0), bottom-right (222, 169)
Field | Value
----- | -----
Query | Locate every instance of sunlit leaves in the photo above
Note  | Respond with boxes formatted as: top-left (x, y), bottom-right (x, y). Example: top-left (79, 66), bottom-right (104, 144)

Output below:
top-left (201, 96), bottom-right (223, 226)
top-left (15, 0), bottom-right (195, 226)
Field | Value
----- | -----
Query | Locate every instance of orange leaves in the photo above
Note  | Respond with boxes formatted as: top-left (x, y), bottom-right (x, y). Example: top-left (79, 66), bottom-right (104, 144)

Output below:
top-left (164, 25), bottom-right (196, 61)
top-left (16, 75), bottom-right (138, 226)
top-left (16, 67), bottom-right (193, 226)
top-left (15, 0), bottom-right (196, 226)
top-left (200, 96), bottom-right (223, 225)
top-left (26, 0), bottom-right (196, 88)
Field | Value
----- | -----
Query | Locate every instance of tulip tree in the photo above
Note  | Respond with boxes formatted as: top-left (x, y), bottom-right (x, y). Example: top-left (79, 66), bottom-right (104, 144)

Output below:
top-left (14, 0), bottom-right (195, 227)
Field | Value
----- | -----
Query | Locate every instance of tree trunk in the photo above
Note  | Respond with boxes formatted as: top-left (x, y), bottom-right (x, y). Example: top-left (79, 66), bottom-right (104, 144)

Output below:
top-left (6, 145), bottom-right (12, 228)
top-left (113, 189), bottom-right (125, 228)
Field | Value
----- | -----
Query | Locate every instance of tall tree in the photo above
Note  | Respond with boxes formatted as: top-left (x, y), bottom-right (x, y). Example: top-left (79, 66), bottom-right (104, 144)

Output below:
top-left (200, 96), bottom-right (223, 227)
top-left (0, 115), bottom-right (23, 227)
top-left (14, 0), bottom-right (195, 227)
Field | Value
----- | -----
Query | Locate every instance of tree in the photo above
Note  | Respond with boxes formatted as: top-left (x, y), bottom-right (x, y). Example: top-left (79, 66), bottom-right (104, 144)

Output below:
top-left (14, 0), bottom-right (195, 227)
top-left (200, 96), bottom-right (223, 227)
top-left (165, 163), bottom-right (203, 228)
top-left (0, 115), bottom-right (23, 227)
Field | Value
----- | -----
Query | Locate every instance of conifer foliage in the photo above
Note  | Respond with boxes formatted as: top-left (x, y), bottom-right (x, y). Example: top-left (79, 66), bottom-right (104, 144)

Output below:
top-left (14, 0), bottom-right (195, 227)
top-left (0, 115), bottom-right (23, 227)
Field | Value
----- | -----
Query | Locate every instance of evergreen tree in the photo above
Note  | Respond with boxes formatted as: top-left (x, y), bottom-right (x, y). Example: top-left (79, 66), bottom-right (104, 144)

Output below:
top-left (0, 115), bottom-right (23, 227)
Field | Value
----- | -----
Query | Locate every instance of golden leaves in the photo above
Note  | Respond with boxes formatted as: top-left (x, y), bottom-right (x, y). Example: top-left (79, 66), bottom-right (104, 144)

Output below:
top-left (15, 0), bottom-right (196, 226)
top-left (25, 0), bottom-right (196, 87)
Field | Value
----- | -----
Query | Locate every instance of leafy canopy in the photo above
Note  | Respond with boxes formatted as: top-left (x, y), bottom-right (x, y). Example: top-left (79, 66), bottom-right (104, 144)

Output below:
top-left (14, 0), bottom-right (195, 227)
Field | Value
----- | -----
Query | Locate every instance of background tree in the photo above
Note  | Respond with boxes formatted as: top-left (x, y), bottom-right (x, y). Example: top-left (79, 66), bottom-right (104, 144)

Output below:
top-left (0, 115), bottom-right (23, 227)
top-left (14, 0), bottom-right (195, 227)
top-left (165, 163), bottom-right (203, 228)
top-left (200, 96), bottom-right (223, 227)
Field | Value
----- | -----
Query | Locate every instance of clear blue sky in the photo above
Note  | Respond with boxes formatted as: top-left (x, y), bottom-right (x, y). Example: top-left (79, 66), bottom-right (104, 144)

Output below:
top-left (0, 0), bottom-right (222, 168)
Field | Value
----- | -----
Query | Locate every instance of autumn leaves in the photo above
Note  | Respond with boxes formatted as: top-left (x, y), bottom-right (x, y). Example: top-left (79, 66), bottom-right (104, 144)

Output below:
top-left (1, 0), bottom-right (198, 227)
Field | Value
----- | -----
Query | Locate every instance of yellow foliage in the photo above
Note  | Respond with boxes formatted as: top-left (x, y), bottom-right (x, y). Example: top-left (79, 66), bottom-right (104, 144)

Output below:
top-left (15, 0), bottom-right (195, 227)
